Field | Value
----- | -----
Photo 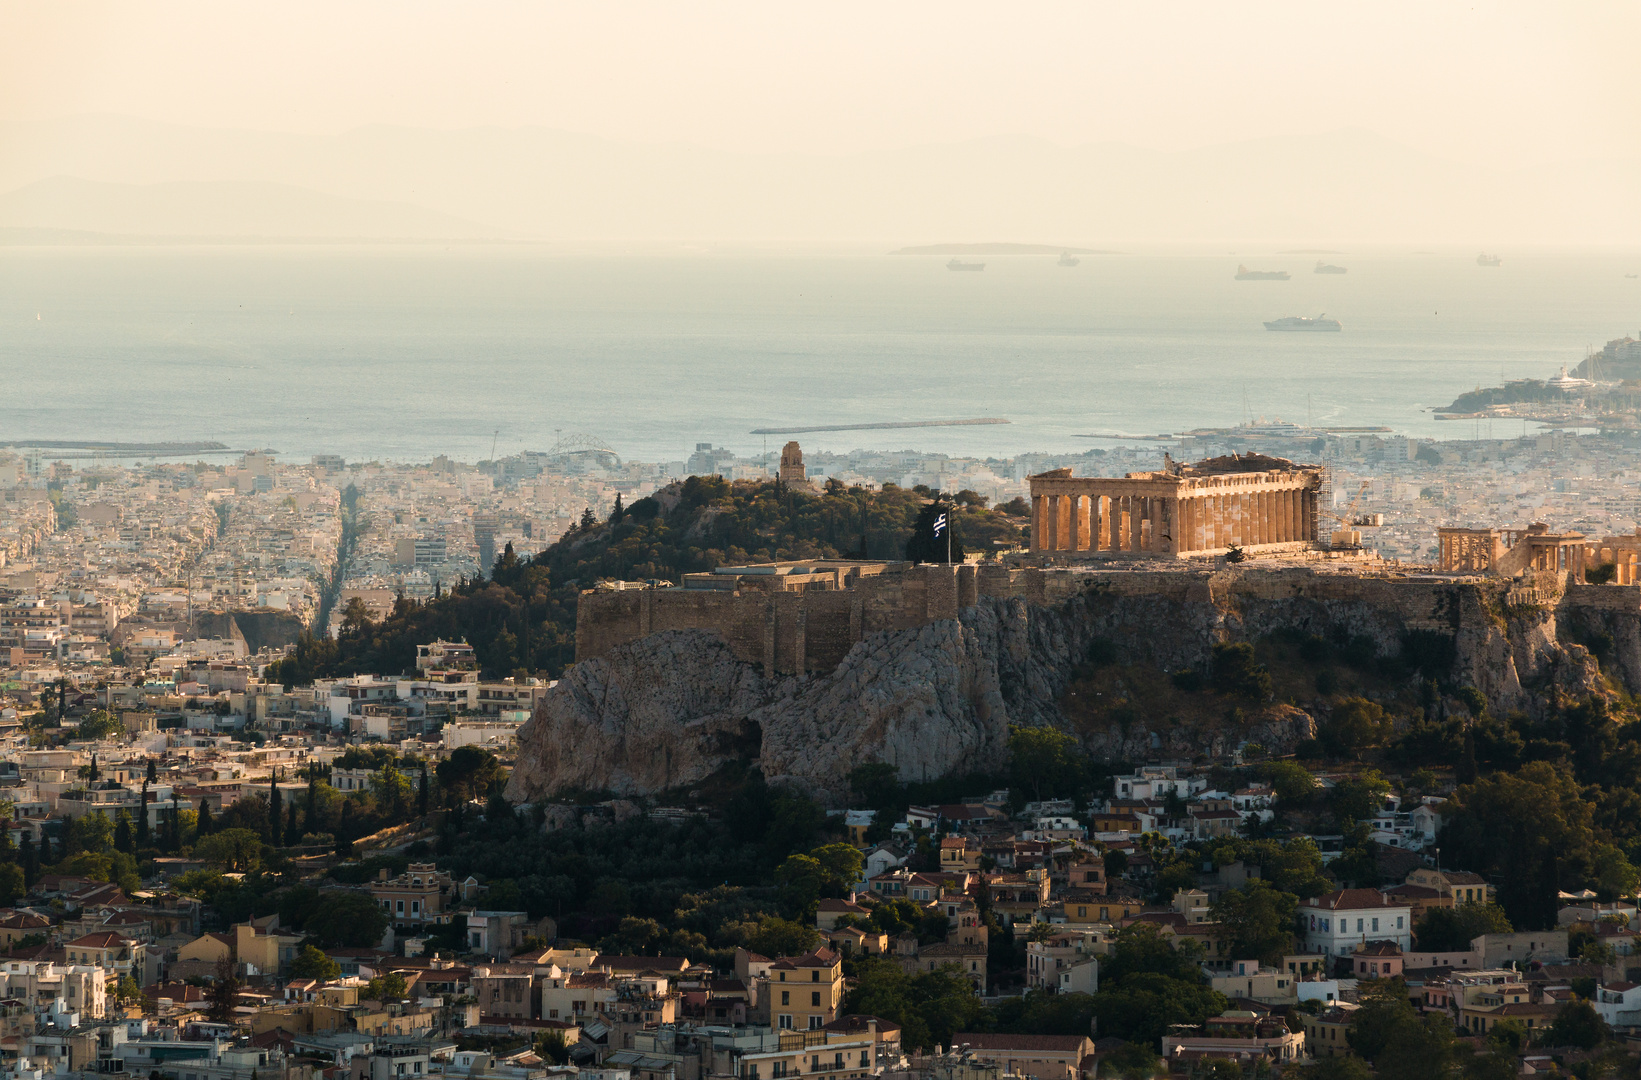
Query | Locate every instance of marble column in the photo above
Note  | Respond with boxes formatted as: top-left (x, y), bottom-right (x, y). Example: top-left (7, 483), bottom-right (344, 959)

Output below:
top-left (1068, 495), bottom-right (1083, 552)
top-left (1032, 495), bottom-right (1044, 550)
top-left (1043, 495), bottom-right (1059, 551)
top-left (1131, 497), bottom-right (1144, 552)
top-left (1090, 494), bottom-right (1103, 551)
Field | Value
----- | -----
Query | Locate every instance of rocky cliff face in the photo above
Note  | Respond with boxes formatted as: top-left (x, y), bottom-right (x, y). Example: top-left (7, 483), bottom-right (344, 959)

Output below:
top-left (505, 571), bottom-right (1619, 806)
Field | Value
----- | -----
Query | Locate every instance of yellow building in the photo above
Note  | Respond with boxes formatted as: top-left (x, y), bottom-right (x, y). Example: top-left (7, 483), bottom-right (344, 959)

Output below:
top-left (1404, 869), bottom-right (1492, 907)
top-left (769, 948), bottom-right (844, 1032)
top-left (177, 921), bottom-right (304, 977)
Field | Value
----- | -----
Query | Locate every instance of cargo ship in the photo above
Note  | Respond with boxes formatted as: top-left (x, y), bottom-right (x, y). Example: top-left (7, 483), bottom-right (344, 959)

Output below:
top-left (947, 259), bottom-right (985, 271)
top-left (1057, 252), bottom-right (1080, 267)
top-left (1314, 261), bottom-right (1347, 274)
top-left (1264, 314), bottom-right (1342, 332)
top-left (1477, 253), bottom-right (1503, 266)
top-left (1236, 264), bottom-right (1290, 280)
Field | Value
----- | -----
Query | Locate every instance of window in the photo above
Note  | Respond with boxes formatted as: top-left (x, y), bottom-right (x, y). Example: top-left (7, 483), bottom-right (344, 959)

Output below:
top-left (809, 1016), bottom-right (823, 1030)
top-left (1356, 919), bottom-right (1364, 933)
top-left (1397, 917), bottom-right (1405, 929)
top-left (411, 901), bottom-right (420, 915)
top-left (396, 901), bottom-right (405, 914)
top-left (811, 992), bottom-right (820, 1006)
top-left (1371, 918), bottom-right (1379, 932)
top-left (812, 970), bottom-right (820, 982)
top-left (778, 1015), bottom-right (793, 1030)
top-left (781, 991), bottom-right (790, 1006)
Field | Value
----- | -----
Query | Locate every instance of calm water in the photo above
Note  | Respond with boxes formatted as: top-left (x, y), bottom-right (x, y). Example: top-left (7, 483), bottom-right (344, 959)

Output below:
top-left (2, 247), bottom-right (1639, 464)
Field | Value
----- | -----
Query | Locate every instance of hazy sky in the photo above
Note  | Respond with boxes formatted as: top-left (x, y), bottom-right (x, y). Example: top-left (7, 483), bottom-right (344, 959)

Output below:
top-left (5, 1), bottom-right (1638, 164)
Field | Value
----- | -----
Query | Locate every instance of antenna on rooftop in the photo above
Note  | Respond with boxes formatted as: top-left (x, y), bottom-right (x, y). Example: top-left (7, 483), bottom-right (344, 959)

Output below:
top-left (490, 430), bottom-right (499, 463)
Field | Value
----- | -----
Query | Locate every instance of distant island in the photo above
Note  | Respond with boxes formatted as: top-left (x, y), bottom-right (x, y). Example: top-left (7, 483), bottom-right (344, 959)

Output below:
top-left (889, 242), bottom-right (1120, 255)
top-left (1277, 248), bottom-right (1346, 254)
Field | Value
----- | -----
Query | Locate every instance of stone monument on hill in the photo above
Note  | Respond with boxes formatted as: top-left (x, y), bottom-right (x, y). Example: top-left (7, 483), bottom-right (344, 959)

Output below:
top-left (779, 441), bottom-right (814, 488)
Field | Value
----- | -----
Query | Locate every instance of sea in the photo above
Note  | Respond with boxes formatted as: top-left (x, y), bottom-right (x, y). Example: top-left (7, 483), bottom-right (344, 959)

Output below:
top-left (2, 246), bottom-right (1639, 466)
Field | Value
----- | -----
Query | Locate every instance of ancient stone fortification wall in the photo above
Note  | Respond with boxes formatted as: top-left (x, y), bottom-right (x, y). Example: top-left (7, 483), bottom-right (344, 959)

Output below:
top-left (576, 562), bottom-right (1638, 678)
top-left (576, 564), bottom-right (973, 675)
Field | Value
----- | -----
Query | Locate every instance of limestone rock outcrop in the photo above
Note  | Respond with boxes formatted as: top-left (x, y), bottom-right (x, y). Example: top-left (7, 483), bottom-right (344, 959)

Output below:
top-left (506, 571), bottom-right (1617, 806)
top-left (503, 630), bottom-right (767, 797)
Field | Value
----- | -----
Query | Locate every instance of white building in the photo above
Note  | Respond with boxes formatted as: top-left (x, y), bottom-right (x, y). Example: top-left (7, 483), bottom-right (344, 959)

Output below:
top-left (1297, 890), bottom-right (1412, 957)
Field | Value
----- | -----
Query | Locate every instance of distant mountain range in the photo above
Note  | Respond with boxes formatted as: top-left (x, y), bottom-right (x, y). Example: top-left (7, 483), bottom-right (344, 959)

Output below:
top-left (1, 116), bottom-right (1638, 245)
top-left (0, 176), bottom-right (492, 241)
top-left (890, 243), bottom-right (1120, 255)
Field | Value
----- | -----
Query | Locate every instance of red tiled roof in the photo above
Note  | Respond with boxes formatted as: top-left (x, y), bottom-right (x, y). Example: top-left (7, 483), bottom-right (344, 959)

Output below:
top-left (954, 1033), bottom-right (1091, 1052)
top-left (65, 931), bottom-right (125, 948)
top-left (598, 955), bottom-right (689, 973)
top-left (1306, 889), bottom-right (1404, 911)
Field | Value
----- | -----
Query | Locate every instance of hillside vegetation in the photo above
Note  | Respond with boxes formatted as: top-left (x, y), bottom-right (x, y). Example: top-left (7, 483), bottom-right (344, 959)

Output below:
top-left (267, 475), bottom-right (1027, 684)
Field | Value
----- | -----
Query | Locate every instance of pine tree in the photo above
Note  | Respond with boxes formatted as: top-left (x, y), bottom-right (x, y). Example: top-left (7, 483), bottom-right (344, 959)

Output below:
top-left (114, 811), bottom-right (133, 855)
top-left (196, 799), bottom-right (214, 839)
top-left (269, 772), bottom-right (283, 846)
top-left (285, 803), bottom-right (299, 847)
top-left (136, 781), bottom-right (150, 848)
top-left (579, 507), bottom-right (596, 530)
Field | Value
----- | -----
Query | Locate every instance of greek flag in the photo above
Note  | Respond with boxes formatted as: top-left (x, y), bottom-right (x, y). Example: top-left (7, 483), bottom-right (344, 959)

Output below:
top-left (932, 512), bottom-right (947, 537)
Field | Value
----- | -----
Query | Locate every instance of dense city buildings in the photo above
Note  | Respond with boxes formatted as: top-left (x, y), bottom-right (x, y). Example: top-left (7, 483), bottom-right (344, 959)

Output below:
top-left (0, 423), bottom-right (1640, 1078)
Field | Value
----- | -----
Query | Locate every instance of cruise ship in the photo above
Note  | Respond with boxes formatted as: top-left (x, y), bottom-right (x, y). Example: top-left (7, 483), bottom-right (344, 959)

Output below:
top-left (1236, 264), bottom-right (1290, 280)
top-left (1264, 314), bottom-right (1342, 332)
top-left (947, 259), bottom-right (985, 271)
top-left (1314, 261), bottom-right (1347, 274)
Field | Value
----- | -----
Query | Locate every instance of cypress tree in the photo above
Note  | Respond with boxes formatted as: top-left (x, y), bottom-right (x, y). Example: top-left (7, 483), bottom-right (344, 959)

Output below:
top-left (19, 835), bottom-right (37, 886)
top-left (167, 793), bottom-right (181, 851)
top-left (145, 759), bottom-right (157, 784)
top-left (285, 803), bottom-right (299, 847)
top-left (196, 799), bottom-right (214, 838)
top-left (114, 811), bottom-right (133, 855)
top-left (305, 778), bottom-right (319, 836)
top-left (136, 781), bottom-right (150, 848)
top-left (269, 772), bottom-right (283, 846)
top-left (336, 801), bottom-right (355, 858)
top-left (417, 764), bottom-right (430, 818)
top-left (1457, 727), bottom-right (1479, 786)
top-left (89, 755), bottom-right (99, 782)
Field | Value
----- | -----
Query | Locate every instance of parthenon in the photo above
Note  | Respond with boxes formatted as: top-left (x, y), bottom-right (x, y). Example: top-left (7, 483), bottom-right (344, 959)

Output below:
top-left (1028, 453), bottom-right (1323, 558)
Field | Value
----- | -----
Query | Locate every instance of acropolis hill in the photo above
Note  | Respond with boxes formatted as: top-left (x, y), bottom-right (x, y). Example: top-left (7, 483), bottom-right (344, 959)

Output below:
top-left (509, 454), bottom-right (1641, 803)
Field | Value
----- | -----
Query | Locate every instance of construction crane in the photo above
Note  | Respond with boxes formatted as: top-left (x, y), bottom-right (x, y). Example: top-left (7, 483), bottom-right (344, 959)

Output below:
top-left (1322, 480), bottom-right (1385, 549)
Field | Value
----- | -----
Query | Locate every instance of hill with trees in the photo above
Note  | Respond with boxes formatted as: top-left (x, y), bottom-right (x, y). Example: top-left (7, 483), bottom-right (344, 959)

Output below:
top-left (266, 476), bottom-right (1027, 685)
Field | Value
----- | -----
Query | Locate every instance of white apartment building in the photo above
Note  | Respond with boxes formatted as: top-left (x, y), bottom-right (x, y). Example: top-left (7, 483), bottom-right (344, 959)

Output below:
top-left (1297, 889), bottom-right (1412, 957)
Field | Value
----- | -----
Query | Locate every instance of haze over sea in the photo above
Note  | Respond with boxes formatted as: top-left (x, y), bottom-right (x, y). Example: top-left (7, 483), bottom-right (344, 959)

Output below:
top-left (4, 246), bottom-right (1639, 466)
